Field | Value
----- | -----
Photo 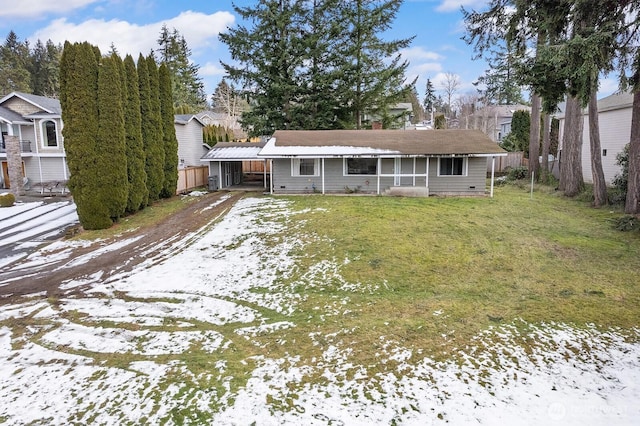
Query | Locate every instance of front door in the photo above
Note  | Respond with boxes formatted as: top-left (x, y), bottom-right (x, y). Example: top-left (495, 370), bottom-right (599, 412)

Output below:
top-left (1, 161), bottom-right (26, 189)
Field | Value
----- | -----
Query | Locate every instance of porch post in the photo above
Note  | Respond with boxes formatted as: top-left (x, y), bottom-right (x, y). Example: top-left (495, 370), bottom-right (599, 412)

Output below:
top-left (412, 157), bottom-right (416, 186)
top-left (490, 156), bottom-right (496, 198)
top-left (377, 157), bottom-right (381, 195)
top-left (263, 159), bottom-right (267, 189)
top-left (321, 158), bottom-right (325, 194)
top-left (218, 161), bottom-right (222, 189)
top-left (269, 159), bottom-right (273, 195)
top-left (425, 157), bottom-right (429, 188)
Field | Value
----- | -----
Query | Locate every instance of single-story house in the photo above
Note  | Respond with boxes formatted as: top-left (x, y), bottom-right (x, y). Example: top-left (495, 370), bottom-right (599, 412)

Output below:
top-left (558, 91), bottom-right (632, 185)
top-left (0, 92), bottom-right (68, 190)
top-left (174, 114), bottom-right (210, 168)
top-left (200, 130), bottom-right (506, 196)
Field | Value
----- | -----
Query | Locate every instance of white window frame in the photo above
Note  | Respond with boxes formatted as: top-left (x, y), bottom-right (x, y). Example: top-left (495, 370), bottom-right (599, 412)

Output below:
top-left (40, 119), bottom-right (59, 148)
top-left (343, 158), bottom-right (378, 176)
top-left (291, 158), bottom-right (320, 177)
top-left (437, 157), bottom-right (468, 177)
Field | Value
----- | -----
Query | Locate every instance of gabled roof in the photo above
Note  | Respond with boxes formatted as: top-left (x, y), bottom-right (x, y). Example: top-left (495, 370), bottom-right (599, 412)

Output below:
top-left (201, 142), bottom-right (267, 161)
top-left (174, 114), bottom-right (205, 126)
top-left (0, 91), bottom-right (61, 115)
top-left (0, 105), bottom-right (30, 124)
top-left (259, 129), bottom-right (506, 158)
top-left (595, 91), bottom-right (633, 113)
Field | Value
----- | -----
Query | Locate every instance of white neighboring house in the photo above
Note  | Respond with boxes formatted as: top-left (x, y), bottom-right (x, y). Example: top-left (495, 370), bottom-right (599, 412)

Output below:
top-left (558, 91), bottom-right (632, 185)
top-left (174, 114), bottom-right (210, 168)
top-left (0, 92), bottom-right (68, 190)
top-left (463, 104), bottom-right (531, 142)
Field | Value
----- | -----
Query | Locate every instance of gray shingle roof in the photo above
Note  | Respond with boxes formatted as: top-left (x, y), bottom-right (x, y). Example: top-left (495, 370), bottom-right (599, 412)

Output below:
top-left (12, 92), bottom-right (61, 114)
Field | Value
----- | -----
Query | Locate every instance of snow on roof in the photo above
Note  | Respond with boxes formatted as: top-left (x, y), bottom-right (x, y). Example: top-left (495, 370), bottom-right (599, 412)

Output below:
top-left (260, 129), bottom-right (506, 157)
top-left (201, 142), bottom-right (267, 161)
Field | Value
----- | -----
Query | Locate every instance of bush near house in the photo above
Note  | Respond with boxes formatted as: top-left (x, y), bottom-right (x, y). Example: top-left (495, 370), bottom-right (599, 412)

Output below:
top-left (0, 192), bottom-right (15, 207)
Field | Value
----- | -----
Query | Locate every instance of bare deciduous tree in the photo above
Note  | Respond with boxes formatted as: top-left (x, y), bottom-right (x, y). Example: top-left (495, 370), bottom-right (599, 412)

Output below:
top-left (440, 72), bottom-right (461, 117)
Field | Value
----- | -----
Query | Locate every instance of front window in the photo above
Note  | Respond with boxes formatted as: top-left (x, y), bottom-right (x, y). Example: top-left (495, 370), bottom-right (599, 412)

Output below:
top-left (42, 120), bottom-right (58, 147)
top-left (345, 158), bottom-right (377, 175)
top-left (439, 157), bottom-right (466, 176)
top-left (292, 158), bottom-right (319, 176)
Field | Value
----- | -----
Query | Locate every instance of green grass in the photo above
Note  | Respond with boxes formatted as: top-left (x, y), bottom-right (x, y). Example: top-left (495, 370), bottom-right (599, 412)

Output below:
top-left (73, 193), bottom-right (203, 241)
top-left (271, 183), bottom-right (640, 360)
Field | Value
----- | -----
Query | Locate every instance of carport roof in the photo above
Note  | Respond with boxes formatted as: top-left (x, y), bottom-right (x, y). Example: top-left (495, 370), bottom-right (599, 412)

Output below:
top-left (201, 142), bottom-right (267, 161)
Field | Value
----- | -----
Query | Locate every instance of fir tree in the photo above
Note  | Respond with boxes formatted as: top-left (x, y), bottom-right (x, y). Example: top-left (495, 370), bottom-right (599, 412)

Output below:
top-left (143, 54), bottom-right (165, 202)
top-left (159, 63), bottom-right (178, 198)
top-left (0, 31), bottom-right (32, 94)
top-left (30, 39), bottom-right (62, 97)
top-left (123, 54), bottom-right (148, 211)
top-left (157, 25), bottom-right (206, 112)
top-left (95, 53), bottom-right (128, 222)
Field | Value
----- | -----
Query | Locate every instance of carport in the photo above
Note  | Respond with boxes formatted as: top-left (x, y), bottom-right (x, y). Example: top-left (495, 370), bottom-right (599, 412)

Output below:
top-left (200, 142), bottom-right (270, 190)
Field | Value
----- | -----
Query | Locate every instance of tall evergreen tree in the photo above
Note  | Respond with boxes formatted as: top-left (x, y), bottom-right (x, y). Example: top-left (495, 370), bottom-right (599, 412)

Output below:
top-left (30, 39), bottom-right (62, 97)
top-left (474, 43), bottom-right (524, 106)
top-left (423, 78), bottom-right (436, 120)
top-left (95, 53), bottom-right (128, 222)
top-left (335, 0), bottom-right (414, 128)
top-left (141, 53), bottom-right (165, 202)
top-left (60, 42), bottom-right (111, 229)
top-left (123, 54), bottom-right (148, 211)
top-left (0, 31), bottom-right (32, 95)
top-left (157, 25), bottom-right (207, 112)
top-left (159, 63), bottom-right (178, 198)
top-left (220, 0), bottom-right (307, 136)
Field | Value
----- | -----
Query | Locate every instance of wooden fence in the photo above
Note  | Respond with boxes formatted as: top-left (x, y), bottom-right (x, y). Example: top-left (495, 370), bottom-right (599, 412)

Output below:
top-left (487, 151), bottom-right (527, 174)
top-left (176, 166), bottom-right (208, 194)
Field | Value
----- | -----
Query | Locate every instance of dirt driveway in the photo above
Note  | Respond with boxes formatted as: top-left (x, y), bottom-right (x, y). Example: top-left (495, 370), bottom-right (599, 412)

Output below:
top-left (0, 191), bottom-right (245, 301)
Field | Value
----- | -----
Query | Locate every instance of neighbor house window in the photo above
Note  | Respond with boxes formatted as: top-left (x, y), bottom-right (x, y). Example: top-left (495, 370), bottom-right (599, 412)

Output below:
top-left (291, 158), bottom-right (319, 176)
top-left (438, 157), bottom-right (466, 176)
top-left (42, 120), bottom-right (58, 147)
top-left (344, 158), bottom-right (377, 175)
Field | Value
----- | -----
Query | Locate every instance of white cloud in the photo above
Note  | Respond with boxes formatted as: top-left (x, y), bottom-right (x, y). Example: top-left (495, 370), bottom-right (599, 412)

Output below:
top-left (0, 0), bottom-right (100, 18)
top-left (400, 46), bottom-right (443, 62)
top-left (200, 62), bottom-right (227, 78)
top-left (30, 10), bottom-right (235, 59)
top-left (436, 0), bottom-right (488, 13)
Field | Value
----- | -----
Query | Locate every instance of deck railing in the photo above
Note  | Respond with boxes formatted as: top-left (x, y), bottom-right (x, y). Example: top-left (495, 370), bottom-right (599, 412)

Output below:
top-left (0, 140), bottom-right (32, 153)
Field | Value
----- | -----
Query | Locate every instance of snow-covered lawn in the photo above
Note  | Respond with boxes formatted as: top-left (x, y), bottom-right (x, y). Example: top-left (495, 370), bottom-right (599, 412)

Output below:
top-left (0, 196), bottom-right (638, 425)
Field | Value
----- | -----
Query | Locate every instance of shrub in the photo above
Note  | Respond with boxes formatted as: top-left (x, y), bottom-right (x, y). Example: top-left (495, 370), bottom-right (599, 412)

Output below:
top-left (0, 192), bottom-right (15, 207)
top-left (506, 166), bottom-right (528, 181)
top-left (611, 215), bottom-right (640, 232)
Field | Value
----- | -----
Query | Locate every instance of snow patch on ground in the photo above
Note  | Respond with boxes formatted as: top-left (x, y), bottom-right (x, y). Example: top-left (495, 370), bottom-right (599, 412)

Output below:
top-left (0, 196), bottom-right (638, 425)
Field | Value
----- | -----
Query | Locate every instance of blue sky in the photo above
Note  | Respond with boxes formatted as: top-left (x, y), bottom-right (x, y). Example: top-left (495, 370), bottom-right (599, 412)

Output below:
top-left (0, 0), bottom-right (618, 105)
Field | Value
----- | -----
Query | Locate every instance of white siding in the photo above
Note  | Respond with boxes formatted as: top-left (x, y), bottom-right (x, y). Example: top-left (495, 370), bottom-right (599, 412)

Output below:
top-left (175, 120), bottom-right (206, 168)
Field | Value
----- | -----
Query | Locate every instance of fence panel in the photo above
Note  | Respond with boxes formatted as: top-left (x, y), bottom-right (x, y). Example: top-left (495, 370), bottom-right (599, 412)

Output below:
top-left (488, 152), bottom-right (526, 173)
top-left (176, 166), bottom-right (209, 194)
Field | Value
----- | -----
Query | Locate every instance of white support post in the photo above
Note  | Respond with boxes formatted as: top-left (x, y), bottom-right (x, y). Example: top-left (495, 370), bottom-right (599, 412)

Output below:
top-left (321, 158), bottom-right (325, 194)
top-left (490, 156), bottom-right (496, 198)
top-left (218, 161), bottom-right (222, 189)
top-left (263, 159), bottom-right (267, 189)
top-left (425, 157), bottom-right (430, 188)
top-left (377, 157), bottom-right (381, 195)
top-left (269, 160), bottom-right (273, 194)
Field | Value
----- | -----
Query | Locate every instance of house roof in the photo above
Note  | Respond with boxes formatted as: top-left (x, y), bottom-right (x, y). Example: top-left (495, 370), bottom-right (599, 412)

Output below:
top-left (201, 142), bottom-right (267, 161)
top-left (174, 114), bottom-right (205, 126)
top-left (0, 91), bottom-right (61, 115)
top-left (470, 104), bottom-right (530, 120)
top-left (595, 91), bottom-right (633, 113)
top-left (0, 105), bottom-right (30, 124)
top-left (259, 129), bottom-right (506, 158)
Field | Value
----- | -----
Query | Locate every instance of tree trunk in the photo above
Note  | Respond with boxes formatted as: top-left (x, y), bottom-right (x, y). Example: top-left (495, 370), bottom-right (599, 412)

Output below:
top-left (542, 112), bottom-right (551, 172)
top-left (529, 93), bottom-right (541, 179)
top-left (625, 89), bottom-right (640, 214)
top-left (559, 94), bottom-right (584, 196)
top-left (588, 87), bottom-right (608, 207)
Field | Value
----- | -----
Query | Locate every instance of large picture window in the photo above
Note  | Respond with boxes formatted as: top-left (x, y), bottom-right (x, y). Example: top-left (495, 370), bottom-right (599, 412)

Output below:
top-left (438, 157), bottom-right (466, 176)
top-left (291, 158), bottom-right (319, 176)
top-left (42, 120), bottom-right (58, 147)
top-left (344, 158), bottom-right (377, 175)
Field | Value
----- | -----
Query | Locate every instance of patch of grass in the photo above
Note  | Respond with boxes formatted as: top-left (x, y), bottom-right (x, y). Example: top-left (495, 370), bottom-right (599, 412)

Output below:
top-left (73, 195), bottom-right (203, 241)
top-left (275, 184), bottom-right (640, 361)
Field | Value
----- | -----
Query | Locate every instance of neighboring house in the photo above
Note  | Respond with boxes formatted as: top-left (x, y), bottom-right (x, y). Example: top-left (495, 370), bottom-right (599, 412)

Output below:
top-left (364, 103), bottom-right (414, 129)
top-left (0, 92), bottom-right (68, 190)
top-left (463, 104), bottom-right (531, 142)
top-left (202, 129), bottom-right (506, 196)
top-left (557, 91), bottom-right (632, 185)
top-left (174, 114), bottom-right (210, 168)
